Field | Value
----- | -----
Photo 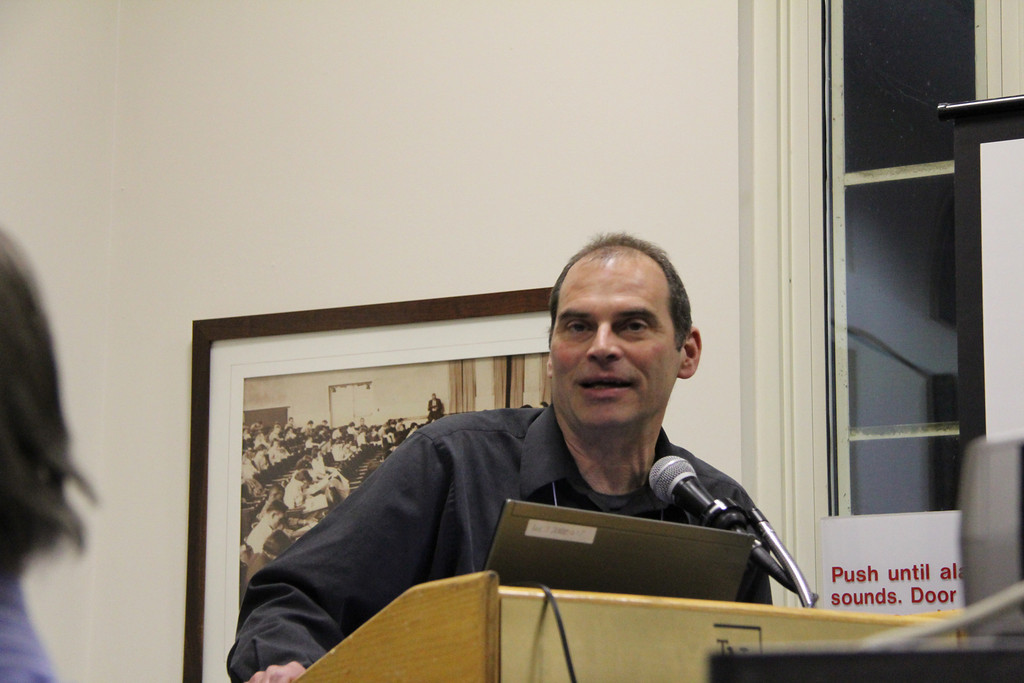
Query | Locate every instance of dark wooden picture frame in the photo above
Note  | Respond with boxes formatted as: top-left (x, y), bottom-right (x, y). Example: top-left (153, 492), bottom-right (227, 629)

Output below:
top-left (183, 288), bottom-right (551, 681)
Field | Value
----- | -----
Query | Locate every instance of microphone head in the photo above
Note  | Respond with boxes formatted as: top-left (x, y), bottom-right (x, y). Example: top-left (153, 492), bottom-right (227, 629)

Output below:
top-left (649, 456), bottom-right (697, 505)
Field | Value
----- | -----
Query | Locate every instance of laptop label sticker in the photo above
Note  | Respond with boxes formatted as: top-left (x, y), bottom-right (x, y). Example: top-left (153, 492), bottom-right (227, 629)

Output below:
top-left (525, 519), bottom-right (598, 544)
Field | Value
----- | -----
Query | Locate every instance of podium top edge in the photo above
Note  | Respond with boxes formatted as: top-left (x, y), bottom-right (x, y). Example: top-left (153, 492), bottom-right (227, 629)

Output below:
top-left (938, 95), bottom-right (1024, 120)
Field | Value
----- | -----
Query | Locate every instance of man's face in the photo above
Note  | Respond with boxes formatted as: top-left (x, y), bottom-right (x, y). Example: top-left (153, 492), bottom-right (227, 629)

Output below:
top-left (548, 251), bottom-right (700, 440)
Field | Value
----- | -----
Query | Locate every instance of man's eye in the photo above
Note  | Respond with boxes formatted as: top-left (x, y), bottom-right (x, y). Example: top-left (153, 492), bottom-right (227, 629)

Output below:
top-left (564, 320), bottom-right (590, 334)
top-left (624, 319), bottom-right (649, 332)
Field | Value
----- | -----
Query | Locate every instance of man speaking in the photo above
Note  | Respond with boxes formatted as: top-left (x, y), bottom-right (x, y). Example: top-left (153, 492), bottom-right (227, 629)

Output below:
top-left (229, 233), bottom-right (770, 682)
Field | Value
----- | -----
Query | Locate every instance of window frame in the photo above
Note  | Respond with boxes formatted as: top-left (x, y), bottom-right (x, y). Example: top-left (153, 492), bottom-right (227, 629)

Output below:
top-left (827, 0), bottom-right (978, 516)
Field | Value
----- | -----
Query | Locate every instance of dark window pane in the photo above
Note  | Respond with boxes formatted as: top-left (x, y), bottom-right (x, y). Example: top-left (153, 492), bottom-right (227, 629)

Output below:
top-left (850, 436), bottom-right (960, 514)
top-left (845, 175), bottom-right (957, 428)
top-left (843, 0), bottom-right (974, 172)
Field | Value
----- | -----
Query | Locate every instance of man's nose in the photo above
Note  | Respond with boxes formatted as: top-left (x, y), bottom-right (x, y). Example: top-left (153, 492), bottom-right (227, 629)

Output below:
top-left (587, 324), bottom-right (622, 361)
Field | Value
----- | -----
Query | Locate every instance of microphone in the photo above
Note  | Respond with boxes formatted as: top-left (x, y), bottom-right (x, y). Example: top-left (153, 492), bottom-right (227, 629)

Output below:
top-left (649, 456), bottom-right (798, 594)
top-left (649, 456), bottom-right (750, 532)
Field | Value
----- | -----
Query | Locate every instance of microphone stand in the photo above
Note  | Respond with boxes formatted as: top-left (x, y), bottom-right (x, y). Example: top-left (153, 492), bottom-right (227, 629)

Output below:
top-left (748, 506), bottom-right (818, 608)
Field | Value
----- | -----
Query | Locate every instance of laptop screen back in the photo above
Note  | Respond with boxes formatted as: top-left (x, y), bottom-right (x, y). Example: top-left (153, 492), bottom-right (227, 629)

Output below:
top-left (484, 499), bottom-right (754, 602)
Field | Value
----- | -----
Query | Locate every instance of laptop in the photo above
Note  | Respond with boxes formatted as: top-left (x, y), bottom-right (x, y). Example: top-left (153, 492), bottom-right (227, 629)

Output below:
top-left (484, 499), bottom-right (754, 601)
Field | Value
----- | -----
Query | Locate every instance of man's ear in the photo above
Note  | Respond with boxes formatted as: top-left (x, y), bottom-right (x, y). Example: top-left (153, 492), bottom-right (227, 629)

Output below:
top-left (677, 327), bottom-right (702, 380)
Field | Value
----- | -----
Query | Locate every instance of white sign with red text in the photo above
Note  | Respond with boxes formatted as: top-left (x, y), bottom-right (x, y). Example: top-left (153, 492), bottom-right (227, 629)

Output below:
top-left (819, 511), bottom-right (963, 615)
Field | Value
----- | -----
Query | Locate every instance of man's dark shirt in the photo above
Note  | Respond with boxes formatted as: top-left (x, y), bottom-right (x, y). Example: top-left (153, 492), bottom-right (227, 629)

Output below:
top-left (228, 406), bottom-right (771, 681)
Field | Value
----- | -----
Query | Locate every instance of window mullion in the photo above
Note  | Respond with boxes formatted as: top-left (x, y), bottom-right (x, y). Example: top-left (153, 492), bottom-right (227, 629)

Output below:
top-left (829, 0), bottom-right (853, 516)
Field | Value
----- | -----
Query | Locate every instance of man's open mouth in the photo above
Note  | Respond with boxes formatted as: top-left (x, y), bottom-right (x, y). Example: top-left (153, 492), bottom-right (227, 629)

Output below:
top-left (580, 379), bottom-right (631, 389)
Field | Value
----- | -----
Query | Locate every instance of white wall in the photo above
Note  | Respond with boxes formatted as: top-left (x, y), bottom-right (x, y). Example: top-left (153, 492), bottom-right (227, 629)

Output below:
top-left (1, 2), bottom-right (744, 680)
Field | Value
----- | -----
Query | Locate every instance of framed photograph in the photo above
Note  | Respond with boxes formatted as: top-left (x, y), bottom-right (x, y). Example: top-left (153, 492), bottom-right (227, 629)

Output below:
top-left (185, 288), bottom-right (552, 681)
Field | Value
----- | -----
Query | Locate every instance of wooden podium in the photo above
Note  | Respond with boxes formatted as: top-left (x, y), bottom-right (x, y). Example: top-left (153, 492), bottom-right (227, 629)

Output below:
top-left (297, 571), bottom-right (948, 682)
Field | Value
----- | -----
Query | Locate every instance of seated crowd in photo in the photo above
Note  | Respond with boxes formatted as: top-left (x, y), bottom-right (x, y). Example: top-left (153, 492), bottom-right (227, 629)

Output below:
top-left (237, 410), bottom-right (426, 595)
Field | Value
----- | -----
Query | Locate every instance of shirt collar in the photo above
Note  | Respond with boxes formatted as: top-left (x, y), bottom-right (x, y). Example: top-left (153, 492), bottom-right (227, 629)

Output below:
top-left (520, 405), bottom-right (577, 499)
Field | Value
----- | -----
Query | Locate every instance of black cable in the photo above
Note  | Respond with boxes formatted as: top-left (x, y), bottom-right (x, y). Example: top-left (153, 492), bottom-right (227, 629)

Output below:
top-left (513, 582), bottom-right (578, 683)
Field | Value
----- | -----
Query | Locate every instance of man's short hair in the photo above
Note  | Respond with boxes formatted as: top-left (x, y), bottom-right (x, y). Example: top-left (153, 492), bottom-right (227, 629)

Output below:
top-left (548, 233), bottom-right (692, 349)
